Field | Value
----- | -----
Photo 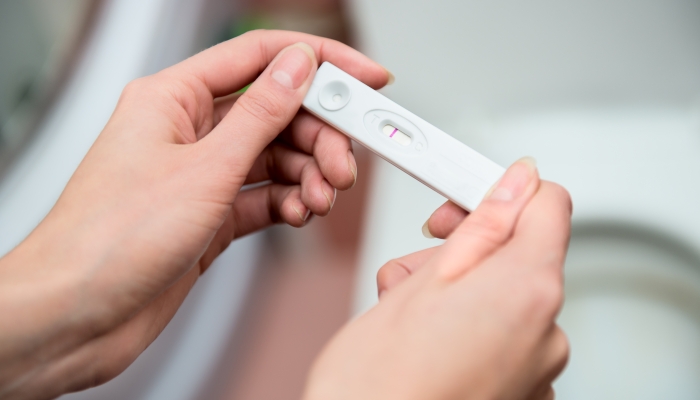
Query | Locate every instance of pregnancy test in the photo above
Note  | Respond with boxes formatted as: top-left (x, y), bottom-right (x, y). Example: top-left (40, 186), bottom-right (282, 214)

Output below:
top-left (302, 62), bottom-right (505, 211)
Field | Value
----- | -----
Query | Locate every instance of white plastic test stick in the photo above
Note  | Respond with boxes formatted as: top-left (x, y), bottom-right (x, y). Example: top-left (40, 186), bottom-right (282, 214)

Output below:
top-left (302, 62), bottom-right (505, 211)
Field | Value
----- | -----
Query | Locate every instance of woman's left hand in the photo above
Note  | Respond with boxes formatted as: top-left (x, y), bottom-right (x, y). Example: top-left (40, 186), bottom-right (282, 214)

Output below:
top-left (0, 30), bottom-right (390, 399)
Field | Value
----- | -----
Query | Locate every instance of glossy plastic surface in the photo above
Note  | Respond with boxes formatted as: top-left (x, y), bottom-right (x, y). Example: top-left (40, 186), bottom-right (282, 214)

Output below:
top-left (303, 62), bottom-right (504, 211)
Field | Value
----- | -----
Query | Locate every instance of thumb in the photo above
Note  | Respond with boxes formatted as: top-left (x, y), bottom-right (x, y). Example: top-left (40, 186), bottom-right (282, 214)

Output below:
top-left (435, 157), bottom-right (540, 280)
top-left (202, 42), bottom-right (318, 181)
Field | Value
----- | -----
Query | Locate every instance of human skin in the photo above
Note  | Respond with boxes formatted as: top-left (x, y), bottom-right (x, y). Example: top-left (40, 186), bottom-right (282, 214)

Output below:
top-left (0, 29), bottom-right (571, 400)
top-left (0, 30), bottom-right (389, 399)
top-left (303, 160), bottom-right (572, 400)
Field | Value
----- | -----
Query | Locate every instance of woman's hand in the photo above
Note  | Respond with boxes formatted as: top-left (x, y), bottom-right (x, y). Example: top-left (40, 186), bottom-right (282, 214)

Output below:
top-left (303, 159), bottom-right (572, 400)
top-left (0, 30), bottom-right (390, 399)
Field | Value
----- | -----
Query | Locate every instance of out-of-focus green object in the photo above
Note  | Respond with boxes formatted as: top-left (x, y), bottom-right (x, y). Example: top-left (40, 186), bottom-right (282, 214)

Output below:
top-left (227, 14), bottom-right (276, 40)
top-left (225, 14), bottom-right (276, 94)
top-left (222, 7), bottom-right (349, 94)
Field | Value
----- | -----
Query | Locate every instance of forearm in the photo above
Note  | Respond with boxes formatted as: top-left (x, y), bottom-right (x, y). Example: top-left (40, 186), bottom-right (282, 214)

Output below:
top-left (0, 31), bottom-right (391, 398)
top-left (0, 198), bottom-right (210, 398)
top-left (0, 222), bottom-right (90, 386)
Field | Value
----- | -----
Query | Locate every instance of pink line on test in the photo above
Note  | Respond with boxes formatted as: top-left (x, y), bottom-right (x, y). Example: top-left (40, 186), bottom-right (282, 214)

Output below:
top-left (389, 127), bottom-right (398, 138)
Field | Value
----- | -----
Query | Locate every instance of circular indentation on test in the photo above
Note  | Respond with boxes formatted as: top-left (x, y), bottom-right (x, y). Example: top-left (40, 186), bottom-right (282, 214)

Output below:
top-left (319, 81), bottom-right (351, 111)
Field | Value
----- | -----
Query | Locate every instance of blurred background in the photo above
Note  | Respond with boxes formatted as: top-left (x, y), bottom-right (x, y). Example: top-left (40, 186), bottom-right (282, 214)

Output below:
top-left (1, 0), bottom-right (700, 399)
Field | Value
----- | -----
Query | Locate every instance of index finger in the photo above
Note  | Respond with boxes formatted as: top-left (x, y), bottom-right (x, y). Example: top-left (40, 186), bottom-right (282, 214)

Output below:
top-left (171, 29), bottom-right (391, 98)
top-left (424, 200), bottom-right (469, 239)
top-left (280, 111), bottom-right (356, 189)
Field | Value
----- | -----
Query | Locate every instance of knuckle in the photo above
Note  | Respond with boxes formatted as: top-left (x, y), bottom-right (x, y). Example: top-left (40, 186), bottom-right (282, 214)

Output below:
top-left (376, 263), bottom-right (395, 288)
top-left (379, 257), bottom-right (402, 274)
top-left (376, 258), bottom-right (410, 289)
top-left (543, 182), bottom-right (573, 216)
top-left (266, 185), bottom-right (285, 224)
top-left (550, 326), bottom-right (571, 373)
top-left (554, 327), bottom-right (571, 359)
top-left (238, 89), bottom-right (287, 125)
top-left (120, 77), bottom-right (150, 100)
top-left (525, 276), bottom-right (564, 317)
top-left (122, 78), bottom-right (142, 94)
top-left (465, 211), bottom-right (511, 246)
top-left (118, 77), bottom-right (163, 111)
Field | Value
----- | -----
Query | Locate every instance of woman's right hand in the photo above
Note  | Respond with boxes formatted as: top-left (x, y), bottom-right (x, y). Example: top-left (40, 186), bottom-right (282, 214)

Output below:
top-left (303, 158), bottom-right (572, 400)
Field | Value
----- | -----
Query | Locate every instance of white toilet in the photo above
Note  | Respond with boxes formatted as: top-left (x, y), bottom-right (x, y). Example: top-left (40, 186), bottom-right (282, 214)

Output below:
top-left (349, 0), bottom-right (700, 397)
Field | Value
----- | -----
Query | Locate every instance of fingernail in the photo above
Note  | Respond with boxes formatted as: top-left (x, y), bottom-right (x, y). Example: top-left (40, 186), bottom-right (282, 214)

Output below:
top-left (271, 42), bottom-right (315, 90)
top-left (347, 150), bottom-right (357, 188)
top-left (489, 157), bottom-right (537, 201)
top-left (322, 180), bottom-right (336, 209)
top-left (421, 220), bottom-right (435, 238)
top-left (385, 68), bottom-right (395, 85)
top-left (292, 200), bottom-right (311, 222)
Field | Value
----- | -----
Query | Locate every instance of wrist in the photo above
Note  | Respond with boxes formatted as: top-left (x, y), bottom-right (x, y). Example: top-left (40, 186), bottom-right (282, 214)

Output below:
top-left (0, 225), bottom-right (84, 346)
top-left (0, 228), bottom-right (85, 395)
top-left (0, 210), bottom-right (123, 371)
